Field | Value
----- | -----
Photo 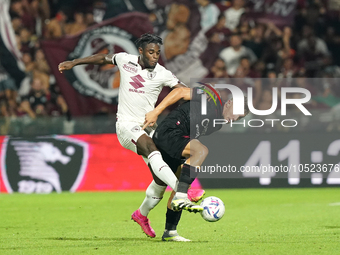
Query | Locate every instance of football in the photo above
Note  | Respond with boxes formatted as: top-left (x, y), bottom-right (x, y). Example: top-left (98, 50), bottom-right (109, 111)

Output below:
top-left (200, 196), bottom-right (225, 222)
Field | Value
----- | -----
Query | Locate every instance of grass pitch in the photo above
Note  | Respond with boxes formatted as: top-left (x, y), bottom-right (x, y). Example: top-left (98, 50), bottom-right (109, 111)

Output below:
top-left (0, 188), bottom-right (339, 255)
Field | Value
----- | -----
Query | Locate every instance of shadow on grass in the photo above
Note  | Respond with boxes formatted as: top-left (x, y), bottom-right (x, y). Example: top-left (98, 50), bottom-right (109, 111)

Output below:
top-left (45, 237), bottom-right (157, 242)
top-left (324, 226), bottom-right (340, 229)
top-left (45, 237), bottom-right (207, 243)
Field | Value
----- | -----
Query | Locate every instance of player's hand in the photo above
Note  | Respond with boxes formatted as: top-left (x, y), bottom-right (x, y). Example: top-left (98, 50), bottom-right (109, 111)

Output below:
top-left (143, 110), bottom-right (159, 130)
top-left (58, 61), bottom-right (75, 73)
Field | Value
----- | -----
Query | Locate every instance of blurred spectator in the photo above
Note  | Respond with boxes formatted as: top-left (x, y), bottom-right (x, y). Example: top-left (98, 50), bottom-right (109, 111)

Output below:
top-left (11, 14), bottom-right (23, 33)
top-left (205, 14), bottom-right (231, 47)
top-left (166, 3), bottom-right (190, 31)
top-left (47, 85), bottom-right (69, 117)
top-left (0, 64), bottom-right (17, 114)
top-left (278, 58), bottom-right (299, 79)
top-left (294, 3), bottom-right (327, 39)
top-left (44, 8), bottom-right (69, 39)
top-left (206, 58), bottom-right (229, 78)
top-left (243, 24), bottom-right (266, 59)
top-left (10, 0), bottom-right (36, 32)
top-left (19, 27), bottom-right (33, 53)
top-left (30, 0), bottom-right (50, 37)
top-left (223, 0), bottom-right (245, 31)
top-left (34, 49), bottom-right (50, 74)
top-left (234, 57), bottom-right (259, 78)
top-left (163, 24), bottom-right (191, 60)
top-left (202, 14), bottom-right (231, 68)
top-left (234, 57), bottom-right (262, 105)
top-left (31, 49), bottom-right (50, 93)
top-left (297, 26), bottom-right (331, 77)
top-left (219, 34), bottom-right (257, 76)
top-left (324, 26), bottom-right (340, 66)
top-left (196, 0), bottom-right (220, 31)
top-left (85, 8), bottom-right (97, 27)
top-left (257, 89), bottom-right (273, 111)
top-left (22, 77), bottom-right (48, 117)
top-left (65, 11), bottom-right (87, 35)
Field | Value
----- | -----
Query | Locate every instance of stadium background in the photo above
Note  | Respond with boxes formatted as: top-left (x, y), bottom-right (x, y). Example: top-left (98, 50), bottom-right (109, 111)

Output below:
top-left (0, 0), bottom-right (340, 193)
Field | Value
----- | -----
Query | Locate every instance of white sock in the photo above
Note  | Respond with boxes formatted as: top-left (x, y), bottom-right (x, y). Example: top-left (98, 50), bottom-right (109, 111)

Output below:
top-left (139, 180), bottom-right (166, 216)
top-left (142, 156), bottom-right (149, 165)
top-left (164, 230), bottom-right (178, 236)
top-left (174, 192), bottom-right (187, 199)
top-left (148, 151), bottom-right (178, 190)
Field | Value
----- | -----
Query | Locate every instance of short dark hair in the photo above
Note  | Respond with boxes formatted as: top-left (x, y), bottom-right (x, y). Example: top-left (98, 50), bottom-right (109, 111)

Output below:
top-left (135, 33), bottom-right (163, 50)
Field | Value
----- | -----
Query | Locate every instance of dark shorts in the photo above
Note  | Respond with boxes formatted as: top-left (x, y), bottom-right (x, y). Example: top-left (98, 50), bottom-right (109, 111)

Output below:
top-left (157, 147), bottom-right (184, 173)
top-left (152, 122), bottom-right (191, 172)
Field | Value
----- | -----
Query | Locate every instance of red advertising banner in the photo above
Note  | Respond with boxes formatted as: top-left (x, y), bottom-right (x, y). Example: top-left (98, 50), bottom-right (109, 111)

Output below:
top-left (0, 134), bottom-right (201, 193)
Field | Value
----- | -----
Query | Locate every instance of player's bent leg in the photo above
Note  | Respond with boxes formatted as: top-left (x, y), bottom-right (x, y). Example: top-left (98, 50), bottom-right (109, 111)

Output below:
top-left (163, 199), bottom-right (190, 242)
top-left (137, 134), bottom-right (178, 191)
top-left (172, 166), bottom-right (205, 203)
top-left (170, 140), bottom-right (208, 212)
top-left (140, 180), bottom-right (166, 216)
top-left (132, 180), bottom-right (166, 238)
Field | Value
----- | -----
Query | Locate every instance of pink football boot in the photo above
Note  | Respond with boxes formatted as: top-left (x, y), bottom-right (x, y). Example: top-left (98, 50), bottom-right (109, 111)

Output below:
top-left (131, 209), bottom-right (156, 238)
top-left (187, 188), bottom-right (205, 203)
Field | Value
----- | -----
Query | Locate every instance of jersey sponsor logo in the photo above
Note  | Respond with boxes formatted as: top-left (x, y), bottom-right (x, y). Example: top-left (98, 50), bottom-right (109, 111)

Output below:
top-left (129, 74), bottom-right (145, 89)
top-left (131, 125), bottom-right (141, 132)
top-left (123, 63), bottom-right (138, 74)
top-left (1, 136), bottom-right (89, 194)
top-left (147, 71), bottom-right (156, 80)
top-left (129, 88), bottom-right (145, 93)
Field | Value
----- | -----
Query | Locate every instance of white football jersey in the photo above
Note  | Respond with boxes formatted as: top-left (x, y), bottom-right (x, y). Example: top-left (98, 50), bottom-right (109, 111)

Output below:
top-left (113, 52), bottom-right (179, 124)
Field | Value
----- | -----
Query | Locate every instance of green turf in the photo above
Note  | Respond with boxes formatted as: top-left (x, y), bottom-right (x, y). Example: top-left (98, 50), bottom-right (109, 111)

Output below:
top-left (0, 188), bottom-right (339, 254)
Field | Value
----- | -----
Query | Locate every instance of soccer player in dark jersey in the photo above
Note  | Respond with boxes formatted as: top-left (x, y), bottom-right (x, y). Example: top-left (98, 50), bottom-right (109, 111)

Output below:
top-left (140, 85), bottom-right (249, 241)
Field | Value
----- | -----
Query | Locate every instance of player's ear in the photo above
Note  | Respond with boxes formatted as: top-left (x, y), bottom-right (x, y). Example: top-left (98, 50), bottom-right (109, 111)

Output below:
top-left (138, 47), bottom-right (143, 55)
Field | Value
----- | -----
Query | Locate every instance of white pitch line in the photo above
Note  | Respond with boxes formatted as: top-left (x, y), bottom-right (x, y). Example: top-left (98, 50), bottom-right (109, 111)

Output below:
top-left (329, 202), bottom-right (340, 206)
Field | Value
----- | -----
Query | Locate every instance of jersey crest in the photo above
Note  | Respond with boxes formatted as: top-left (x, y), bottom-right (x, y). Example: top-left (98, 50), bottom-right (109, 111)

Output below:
top-left (147, 71), bottom-right (157, 80)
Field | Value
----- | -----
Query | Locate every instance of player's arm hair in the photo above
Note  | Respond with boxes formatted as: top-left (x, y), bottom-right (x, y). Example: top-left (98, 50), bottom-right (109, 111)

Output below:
top-left (72, 53), bottom-right (115, 66)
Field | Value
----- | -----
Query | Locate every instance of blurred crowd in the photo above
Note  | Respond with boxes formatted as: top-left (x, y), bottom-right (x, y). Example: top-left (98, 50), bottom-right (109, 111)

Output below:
top-left (1, 0), bottom-right (340, 133)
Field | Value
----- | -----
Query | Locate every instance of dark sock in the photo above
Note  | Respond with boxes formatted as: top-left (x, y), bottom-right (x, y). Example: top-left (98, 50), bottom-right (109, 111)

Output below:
top-left (165, 207), bottom-right (182, 231)
top-left (177, 164), bottom-right (198, 193)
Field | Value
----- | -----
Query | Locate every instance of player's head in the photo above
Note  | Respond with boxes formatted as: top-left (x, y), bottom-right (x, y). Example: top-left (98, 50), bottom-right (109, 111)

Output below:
top-left (223, 97), bottom-right (249, 123)
top-left (135, 33), bottom-right (163, 69)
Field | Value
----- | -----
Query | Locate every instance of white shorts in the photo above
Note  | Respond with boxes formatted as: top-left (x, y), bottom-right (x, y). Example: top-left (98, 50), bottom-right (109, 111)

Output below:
top-left (116, 121), bottom-right (156, 154)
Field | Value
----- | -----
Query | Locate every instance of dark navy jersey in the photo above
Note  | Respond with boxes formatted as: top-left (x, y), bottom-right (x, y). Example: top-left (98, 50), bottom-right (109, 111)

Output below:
top-left (159, 87), bottom-right (224, 139)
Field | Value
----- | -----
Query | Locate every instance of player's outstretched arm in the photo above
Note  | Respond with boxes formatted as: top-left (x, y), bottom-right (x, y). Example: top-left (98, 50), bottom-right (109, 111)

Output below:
top-left (58, 53), bottom-right (114, 73)
top-left (143, 87), bottom-right (192, 129)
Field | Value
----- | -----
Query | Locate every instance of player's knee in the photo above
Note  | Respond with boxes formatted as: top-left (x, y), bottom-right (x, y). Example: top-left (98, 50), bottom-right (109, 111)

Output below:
top-left (137, 135), bottom-right (158, 156)
top-left (199, 144), bottom-right (209, 160)
top-left (146, 141), bottom-right (158, 155)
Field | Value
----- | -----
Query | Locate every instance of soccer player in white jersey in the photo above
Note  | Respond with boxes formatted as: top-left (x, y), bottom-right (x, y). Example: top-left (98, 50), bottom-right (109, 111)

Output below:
top-left (58, 34), bottom-right (204, 241)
